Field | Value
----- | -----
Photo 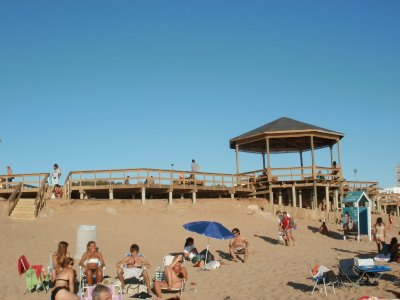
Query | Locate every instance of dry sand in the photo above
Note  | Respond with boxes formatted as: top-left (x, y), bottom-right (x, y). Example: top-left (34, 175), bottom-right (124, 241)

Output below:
top-left (1, 198), bottom-right (399, 300)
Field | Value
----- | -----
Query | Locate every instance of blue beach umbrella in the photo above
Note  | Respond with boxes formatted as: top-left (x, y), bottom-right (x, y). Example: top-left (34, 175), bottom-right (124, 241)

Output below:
top-left (183, 221), bottom-right (235, 263)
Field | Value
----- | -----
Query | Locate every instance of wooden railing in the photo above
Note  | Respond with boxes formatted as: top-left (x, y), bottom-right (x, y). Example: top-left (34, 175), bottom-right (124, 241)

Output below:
top-left (344, 181), bottom-right (379, 195)
top-left (240, 166), bottom-right (342, 182)
top-left (64, 168), bottom-right (256, 196)
top-left (8, 182), bottom-right (22, 216)
top-left (34, 174), bottom-right (50, 217)
top-left (0, 173), bottom-right (50, 191)
top-left (376, 193), bottom-right (400, 205)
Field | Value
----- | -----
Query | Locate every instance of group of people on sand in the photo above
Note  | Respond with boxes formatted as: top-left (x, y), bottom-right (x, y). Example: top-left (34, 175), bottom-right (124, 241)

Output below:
top-left (48, 226), bottom-right (249, 300)
top-left (277, 211), bottom-right (296, 246)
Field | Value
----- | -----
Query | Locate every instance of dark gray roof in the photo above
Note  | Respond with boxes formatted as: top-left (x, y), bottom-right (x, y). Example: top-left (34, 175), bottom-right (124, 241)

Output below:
top-left (231, 117), bottom-right (344, 142)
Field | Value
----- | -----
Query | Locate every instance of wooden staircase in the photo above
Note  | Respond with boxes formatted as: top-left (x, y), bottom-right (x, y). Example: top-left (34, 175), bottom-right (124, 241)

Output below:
top-left (10, 198), bottom-right (36, 220)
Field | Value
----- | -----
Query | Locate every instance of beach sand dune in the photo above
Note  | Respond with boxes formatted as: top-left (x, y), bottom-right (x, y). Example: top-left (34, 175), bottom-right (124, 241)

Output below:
top-left (1, 199), bottom-right (399, 300)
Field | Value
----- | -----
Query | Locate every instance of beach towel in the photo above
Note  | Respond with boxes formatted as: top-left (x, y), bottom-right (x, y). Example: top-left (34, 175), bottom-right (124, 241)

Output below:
top-left (18, 255), bottom-right (30, 275)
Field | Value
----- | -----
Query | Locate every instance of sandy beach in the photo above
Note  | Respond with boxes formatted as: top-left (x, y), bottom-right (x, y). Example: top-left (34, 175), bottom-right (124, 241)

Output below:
top-left (2, 198), bottom-right (399, 300)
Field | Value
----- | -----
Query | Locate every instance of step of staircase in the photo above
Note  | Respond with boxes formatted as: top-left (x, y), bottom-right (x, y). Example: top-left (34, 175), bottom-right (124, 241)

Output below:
top-left (10, 198), bottom-right (36, 220)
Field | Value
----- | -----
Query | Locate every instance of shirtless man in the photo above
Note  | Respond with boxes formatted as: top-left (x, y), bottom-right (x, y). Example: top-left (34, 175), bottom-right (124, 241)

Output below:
top-left (229, 228), bottom-right (249, 263)
top-left (116, 244), bottom-right (151, 295)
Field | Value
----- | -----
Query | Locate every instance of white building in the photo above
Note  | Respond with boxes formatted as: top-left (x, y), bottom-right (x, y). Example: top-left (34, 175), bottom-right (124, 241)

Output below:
top-left (381, 187), bottom-right (400, 194)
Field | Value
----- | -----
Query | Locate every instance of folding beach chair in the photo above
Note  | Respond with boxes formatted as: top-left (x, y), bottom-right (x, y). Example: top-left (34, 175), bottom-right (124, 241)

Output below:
top-left (18, 255), bottom-right (49, 293)
top-left (310, 265), bottom-right (339, 296)
top-left (154, 255), bottom-right (185, 296)
top-left (79, 265), bottom-right (106, 296)
top-left (353, 258), bottom-right (392, 286)
top-left (80, 284), bottom-right (122, 300)
top-left (338, 258), bottom-right (360, 287)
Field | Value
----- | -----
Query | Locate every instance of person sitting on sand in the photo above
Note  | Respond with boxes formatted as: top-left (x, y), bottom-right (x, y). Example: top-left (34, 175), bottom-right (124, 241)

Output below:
top-left (79, 241), bottom-right (105, 286)
top-left (388, 237), bottom-right (399, 262)
top-left (51, 241), bottom-right (71, 282)
top-left (183, 237), bottom-right (214, 267)
top-left (154, 254), bottom-right (187, 300)
top-left (52, 184), bottom-right (63, 199)
top-left (51, 257), bottom-right (78, 300)
top-left (116, 244), bottom-right (151, 296)
top-left (229, 228), bottom-right (249, 263)
top-left (319, 222), bottom-right (328, 235)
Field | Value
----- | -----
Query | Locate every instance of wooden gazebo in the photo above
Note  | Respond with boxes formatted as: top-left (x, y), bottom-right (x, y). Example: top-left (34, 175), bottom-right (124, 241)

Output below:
top-left (230, 117), bottom-right (345, 209)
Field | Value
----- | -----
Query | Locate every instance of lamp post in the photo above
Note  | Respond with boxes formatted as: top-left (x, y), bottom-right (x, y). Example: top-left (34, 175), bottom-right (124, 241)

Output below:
top-left (171, 163), bottom-right (174, 171)
top-left (353, 169), bottom-right (358, 188)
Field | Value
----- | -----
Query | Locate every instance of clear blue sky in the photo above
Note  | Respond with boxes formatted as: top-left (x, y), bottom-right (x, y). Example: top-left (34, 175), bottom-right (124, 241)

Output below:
top-left (1, 1), bottom-right (399, 188)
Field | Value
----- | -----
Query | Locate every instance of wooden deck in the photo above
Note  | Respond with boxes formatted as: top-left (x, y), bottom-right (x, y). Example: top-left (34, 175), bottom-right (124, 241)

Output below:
top-left (0, 173), bottom-right (50, 199)
top-left (64, 168), bottom-right (255, 201)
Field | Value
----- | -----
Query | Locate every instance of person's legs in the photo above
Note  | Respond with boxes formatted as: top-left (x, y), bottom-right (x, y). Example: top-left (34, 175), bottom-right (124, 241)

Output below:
top-left (163, 266), bottom-right (182, 287)
top-left (142, 270), bottom-right (151, 293)
top-left (229, 248), bottom-right (238, 262)
top-left (289, 231), bottom-right (295, 245)
top-left (154, 280), bottom-right (168, 299)
top-left (117, 266), bottom-right (125, 288)
top-left (86, 270), bottom-right (94, 286)
top-left (243, 248), bottom-right (248, 262)
top-left (95, 269), bottom-right (103, 284)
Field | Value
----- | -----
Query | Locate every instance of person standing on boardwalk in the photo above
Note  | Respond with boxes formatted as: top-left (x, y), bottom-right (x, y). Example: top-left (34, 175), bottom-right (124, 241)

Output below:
top-left (52, 163), bottom-right (62, 186)
top-left (190, 159), bottom-right (200, 179)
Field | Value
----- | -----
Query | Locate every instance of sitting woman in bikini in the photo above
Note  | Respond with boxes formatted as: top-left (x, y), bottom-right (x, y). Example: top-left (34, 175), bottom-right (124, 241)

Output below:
top-left (51, 241), bottom-right (71, 282)
top-left (79, 241), bottom-right (105, 286)
top-left (51, 257), bottom-right (78, 300)
top-left (183, 237), bottom-right (215, 267)
top-left (154, 254), bottom-right (187, 300)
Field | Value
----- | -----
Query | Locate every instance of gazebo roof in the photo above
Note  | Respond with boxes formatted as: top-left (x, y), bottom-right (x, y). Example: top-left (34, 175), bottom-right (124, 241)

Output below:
top-left (229, 117), bottom-right (344, 154)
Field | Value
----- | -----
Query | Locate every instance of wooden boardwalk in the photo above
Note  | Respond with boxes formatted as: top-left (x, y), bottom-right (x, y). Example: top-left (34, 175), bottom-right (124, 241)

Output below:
top-left (64, 168), bottom-right (255, 203)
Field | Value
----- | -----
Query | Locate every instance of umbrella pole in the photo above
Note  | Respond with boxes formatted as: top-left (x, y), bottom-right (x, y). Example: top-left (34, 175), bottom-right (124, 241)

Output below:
top-left (205, 238), bottom-right (210, 264)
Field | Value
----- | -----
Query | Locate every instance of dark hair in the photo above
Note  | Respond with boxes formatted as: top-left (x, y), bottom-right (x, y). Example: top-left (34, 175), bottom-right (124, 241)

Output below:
top-left (184, 237), bottom-right (194, 247)
top-left (92, 284), bottom-right (111, 300)
top-left (377, 217), bottom-right (384, 225)
top-left (192, 159), bottom-right (195, 163)
top-left (54, 164), bottom-right (59, 168)
top-left (130, 244), bottom-right (139, 253)
top-left (62, 257), bottom-right (74, 268)
top-left (232, 228), bottom-right (240, 234)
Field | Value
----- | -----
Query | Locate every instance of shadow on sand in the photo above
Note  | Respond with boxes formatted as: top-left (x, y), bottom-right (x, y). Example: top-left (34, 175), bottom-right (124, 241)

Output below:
top-left (287, 281), bottom-right (313, 292)
top-left (254, 234), bottom-right (280, 245)
top-left (307, 225), bottom-right (343, 240)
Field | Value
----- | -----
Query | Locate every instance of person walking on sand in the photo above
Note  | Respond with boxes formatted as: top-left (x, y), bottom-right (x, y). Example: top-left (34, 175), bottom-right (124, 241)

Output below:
top-left (229, 228), bottom-right (249, 262)
top-left (52, 163), bottom-right (62, 186)
top-left (373, 217), bottom-right (386, 253)
top-left (281, 212), bottom-right (295, 246)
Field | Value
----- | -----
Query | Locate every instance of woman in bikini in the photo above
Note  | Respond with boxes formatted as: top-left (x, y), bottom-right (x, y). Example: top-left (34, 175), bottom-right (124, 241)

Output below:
top-left (154, 254), bottom-right (187, 299)
top-left (79, 241), bottom-right (105, 286)
top-left (51, 241), bottom-right (71, 282)
top-left (51, 257), bottom-right (78, 300)
top-left (373, 217), bottom-right (386, 253)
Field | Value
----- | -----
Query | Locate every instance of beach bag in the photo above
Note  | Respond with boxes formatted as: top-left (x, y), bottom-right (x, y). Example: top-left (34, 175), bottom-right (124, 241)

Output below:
top-left (289, 218), bottom-right (297, 229)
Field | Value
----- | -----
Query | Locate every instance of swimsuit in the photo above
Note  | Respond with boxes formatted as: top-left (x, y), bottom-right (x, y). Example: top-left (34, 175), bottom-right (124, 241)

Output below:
top-left (51, 282), bottom-right (69, 300)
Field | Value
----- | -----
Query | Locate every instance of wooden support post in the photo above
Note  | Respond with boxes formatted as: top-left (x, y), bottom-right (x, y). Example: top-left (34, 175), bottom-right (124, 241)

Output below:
top-left (292, 186), bottom-right (297, 208)
top-left (266, 137), bottom-right (271, 180)
top-left (313, 182), bottom-right (317, 209)
top-left (109, 189), bottom-right (114, 200)
top-left (80, 191), bottom-right (84, 200)
top-left (168, 191), bottom-right (173, 206)
top-left (262, 152), bottom-right (266, 170)
top-left (269, 188), bottom-right (274, 203)
top-left (230, 192), bottom-right (235, 199)
top-left (235, 145), bottom-right (240, 174)
top-left (181, 194), bottom-right (184, 199)
top-left (334, 189), bottom-right (339, 210)
top-left (329, 146), bottom-right (334, 167)
top-left (300, 151), bottom-right (304, 176)
top-left (396, 206), bottom-right (400, 217)
top-left (298, 189), bottom-right (303, 208)
top-left (384, 205), bottom-right (387, 214)
top-left (278, 190), bottom-right (282, 205)
top-left (192, 192), bottom-right (196, 204)
top-left (325, 185), bottom-right (329, 211)
top-left (337, 139), bottom-right (343, 180)
top-left (311, 136), bottom-right (316, 179)
top-left (141, 188), bottom-right (146, 205)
